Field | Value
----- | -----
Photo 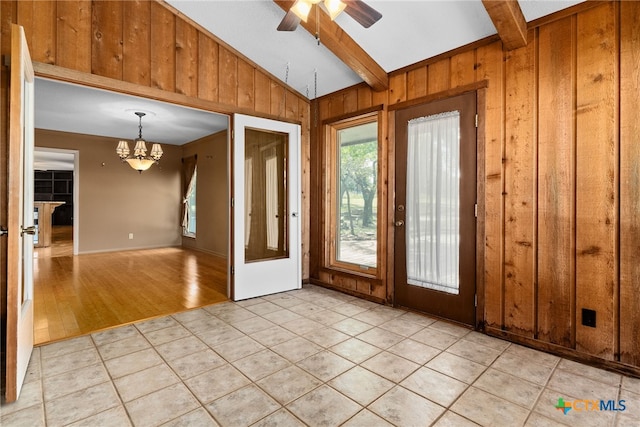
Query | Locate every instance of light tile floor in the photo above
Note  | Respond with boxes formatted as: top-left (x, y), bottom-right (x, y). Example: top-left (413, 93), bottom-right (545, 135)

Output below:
top-left (2, 284), bottom-right (639, 427)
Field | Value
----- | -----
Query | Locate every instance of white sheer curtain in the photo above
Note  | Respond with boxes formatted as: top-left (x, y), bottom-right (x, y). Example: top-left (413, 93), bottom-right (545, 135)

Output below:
top-left (265, 155), bottom-right (279, 250)
top-left (406, 111), bottom-right (460, 294)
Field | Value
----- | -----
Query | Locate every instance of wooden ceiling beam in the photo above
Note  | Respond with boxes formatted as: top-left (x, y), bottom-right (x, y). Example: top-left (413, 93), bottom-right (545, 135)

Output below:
top-left (481, 0), bottom-right (528, 50)
top-left (273, 0), bottom-right (388, 92)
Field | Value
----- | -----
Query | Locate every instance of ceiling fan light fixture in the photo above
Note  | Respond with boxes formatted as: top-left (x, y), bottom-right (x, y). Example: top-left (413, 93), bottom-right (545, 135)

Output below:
top-left (291, 0), bottom-right (312, 22)
top-left (277, 0), bottom-right (381, 31)
top-left (324, 0), bottom-right (346, 20)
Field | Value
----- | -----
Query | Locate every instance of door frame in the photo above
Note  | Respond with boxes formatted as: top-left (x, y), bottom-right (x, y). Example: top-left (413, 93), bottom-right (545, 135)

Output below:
top-left (33, 147), bottom-right (80, 255)
top-left (388, 84), bottom-right (487, 328)
top-left (29, 64), bottom-right (302, 287)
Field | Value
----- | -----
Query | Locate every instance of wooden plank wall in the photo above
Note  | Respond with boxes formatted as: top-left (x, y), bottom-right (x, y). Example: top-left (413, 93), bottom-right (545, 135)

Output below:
top-left (0, 0), bottom-right (311, 281)
top-left (619, 0), bottom-right (640, 368)
top-left (574, 3), bottom-right (618, 362)
top-left (311, 1), bottom-right (640, 371)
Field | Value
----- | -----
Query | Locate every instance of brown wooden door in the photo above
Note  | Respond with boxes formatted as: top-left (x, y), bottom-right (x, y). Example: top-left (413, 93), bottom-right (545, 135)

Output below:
top-left (394, 92), bottom-right (477, 326)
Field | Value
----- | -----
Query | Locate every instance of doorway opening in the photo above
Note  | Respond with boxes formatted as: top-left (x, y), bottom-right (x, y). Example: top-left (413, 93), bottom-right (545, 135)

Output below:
top-left (32, 78), bottom-right (231, 344)
top-left (33, 148), bottom-right (78, 259)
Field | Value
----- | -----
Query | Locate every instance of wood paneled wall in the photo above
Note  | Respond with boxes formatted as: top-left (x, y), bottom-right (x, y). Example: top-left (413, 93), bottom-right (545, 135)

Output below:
top-left (311, 1), bottom-right (640, 372)
top-left (3, 0), bottom-right (307, 119)
top-left (0, 0), bottom-right (311, 278)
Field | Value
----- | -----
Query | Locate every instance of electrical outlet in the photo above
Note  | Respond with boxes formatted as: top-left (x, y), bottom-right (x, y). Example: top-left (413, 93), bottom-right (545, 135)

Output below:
top-left (582, 308), bottom-right (596, 328)
top-left (128, 233), bottom-right (134, 240)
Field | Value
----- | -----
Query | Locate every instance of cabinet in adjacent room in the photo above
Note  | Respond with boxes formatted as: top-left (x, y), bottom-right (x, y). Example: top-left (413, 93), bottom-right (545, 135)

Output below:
top-left (34, 170), bottom-right (73, 225)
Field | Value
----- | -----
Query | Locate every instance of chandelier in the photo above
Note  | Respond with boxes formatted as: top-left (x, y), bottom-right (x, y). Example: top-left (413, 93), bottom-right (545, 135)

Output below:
top-left (116, 112), bottom-right (163, 173)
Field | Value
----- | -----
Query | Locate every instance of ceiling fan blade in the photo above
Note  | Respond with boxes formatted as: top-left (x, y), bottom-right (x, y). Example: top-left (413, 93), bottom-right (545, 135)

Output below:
top-left (343, 0), bottom-right (382, 28)
top-left (277, 10), bottom-right (301, 31)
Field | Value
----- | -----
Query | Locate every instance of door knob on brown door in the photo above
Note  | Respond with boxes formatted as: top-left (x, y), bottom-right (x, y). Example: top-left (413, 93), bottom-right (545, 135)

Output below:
top-left (394, 220), bottom-right (404, 227)
top-left (20, 225), bottom-right (36, 236)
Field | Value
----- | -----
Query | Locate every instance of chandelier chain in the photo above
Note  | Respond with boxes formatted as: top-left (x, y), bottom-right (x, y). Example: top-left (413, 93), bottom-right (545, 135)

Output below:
top-left (314, 69), bottom-right (318, 126)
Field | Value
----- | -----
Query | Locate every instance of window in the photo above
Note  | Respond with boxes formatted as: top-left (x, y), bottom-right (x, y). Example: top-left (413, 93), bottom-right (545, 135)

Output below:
top-left (185, 167), bottom-right (197, 235)
top-left (182, 155), bottom-right (197, 237)
top-left (326, 113), bottom-right (380, 273)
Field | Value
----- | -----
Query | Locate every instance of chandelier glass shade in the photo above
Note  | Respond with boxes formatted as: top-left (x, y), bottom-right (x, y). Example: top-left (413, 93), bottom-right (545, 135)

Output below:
top-left (116, 112), bottom-right (163, 173)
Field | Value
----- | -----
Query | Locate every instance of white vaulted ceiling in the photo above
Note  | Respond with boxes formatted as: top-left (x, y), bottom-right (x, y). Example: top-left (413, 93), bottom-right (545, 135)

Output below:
top-left (34, 0), bottom-right (585, 160)
top-left (165, 0), bottom-right (585, 98)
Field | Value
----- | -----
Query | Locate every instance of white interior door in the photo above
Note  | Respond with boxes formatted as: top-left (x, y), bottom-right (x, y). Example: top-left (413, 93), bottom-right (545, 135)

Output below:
top-left (5, 24), bottom-right (35, 403)
top-left (233, 114), bottom-right (301, 300)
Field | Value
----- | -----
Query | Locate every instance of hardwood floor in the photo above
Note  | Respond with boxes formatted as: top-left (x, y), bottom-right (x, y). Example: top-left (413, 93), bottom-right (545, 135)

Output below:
top-left (34, 225), bottom-right (73, 258)
top-left (33, 227), bottom-right (228, 345)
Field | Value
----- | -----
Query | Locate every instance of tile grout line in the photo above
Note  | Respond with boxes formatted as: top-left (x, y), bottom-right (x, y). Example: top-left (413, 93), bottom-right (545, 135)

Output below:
top-left (523, 353), bottom-right (568, 426)
top-left (90, 330), bottom-right (135, 427)
top-left (431, 337), bottom-right (513, 427)
top-left (129, 319), bottom-right (212, 426)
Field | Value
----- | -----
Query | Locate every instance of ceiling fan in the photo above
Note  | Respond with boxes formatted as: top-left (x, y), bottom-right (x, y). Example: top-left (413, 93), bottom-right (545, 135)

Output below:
top-left (277, 0), bottom-right (382, 31)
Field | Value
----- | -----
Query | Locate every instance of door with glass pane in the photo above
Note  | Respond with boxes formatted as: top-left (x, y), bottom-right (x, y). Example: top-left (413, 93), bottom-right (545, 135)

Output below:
top-left (394, 92), bottom-right (476, 326)
top-left (232, 114), bottom-right (301, 300)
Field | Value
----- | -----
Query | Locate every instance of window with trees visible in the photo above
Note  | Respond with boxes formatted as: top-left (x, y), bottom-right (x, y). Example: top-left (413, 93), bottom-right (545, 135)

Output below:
top-left (326, 113), bottom-right (380, 273)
